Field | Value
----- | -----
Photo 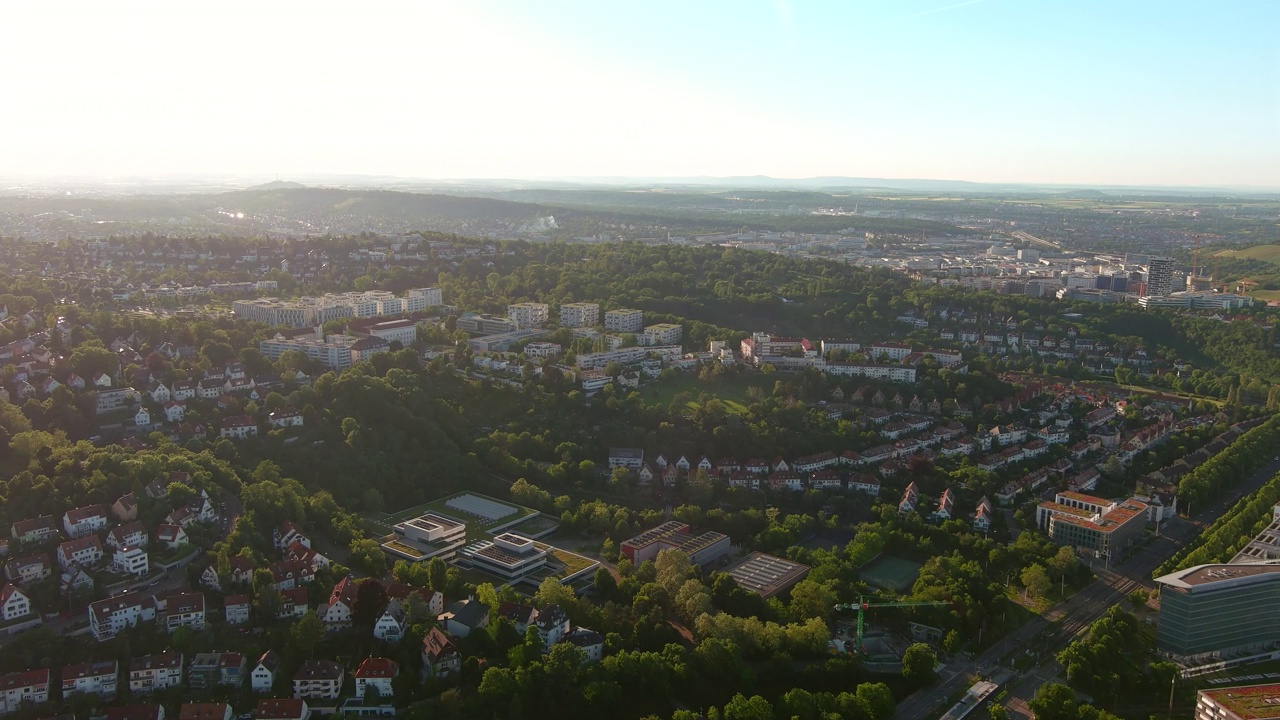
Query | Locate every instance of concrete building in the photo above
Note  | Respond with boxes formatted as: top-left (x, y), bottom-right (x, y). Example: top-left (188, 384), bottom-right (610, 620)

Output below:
top-left (379, 513), bottom-right (467, 563)
top-left (456, 313), bottom-right (516, 335)
top-left (129, 653), bottom-right (183, 694)
top-left (604, 308), bottom-right (644, 333)
top-left (455, 533), bottom-right (548, 581)
top-left (1146, 256), bottom-right (1175, 297)
top-left (1035, 492), bottom-right (1148, 564)
top-left (259, 333), bottom-right (388, 371)
top-left (723, 552), bottom-right (811, 599)
top-left (559, 303), bottom-right (600, 328)
top-left (619, 521), bottom-right (731, 567)
top-left (641, 323), bottom-right (683, 346)
top-left (507, 303), bottom-right (550, 329)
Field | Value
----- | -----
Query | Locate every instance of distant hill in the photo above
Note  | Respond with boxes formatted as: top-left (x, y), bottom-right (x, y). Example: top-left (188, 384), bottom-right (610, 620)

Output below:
top-left (247, 180), bottom-right (307, 191)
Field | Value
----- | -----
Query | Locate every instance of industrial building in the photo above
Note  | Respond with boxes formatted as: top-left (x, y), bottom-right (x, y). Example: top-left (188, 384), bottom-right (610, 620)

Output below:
top-left (620, 521), bottom-right (730, 567)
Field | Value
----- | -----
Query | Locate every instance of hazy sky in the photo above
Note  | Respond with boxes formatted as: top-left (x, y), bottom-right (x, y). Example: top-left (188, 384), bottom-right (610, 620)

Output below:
top-left (2, 1), bottom-right (1277, 186)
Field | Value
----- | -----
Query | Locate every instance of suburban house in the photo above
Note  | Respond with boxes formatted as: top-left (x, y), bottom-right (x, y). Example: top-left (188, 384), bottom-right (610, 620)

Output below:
top-left (177, 703), bottom-right (232, 720)
top-left (158, 592), bottom-right (206, 633)
top-left (57, 536), bottom-right (104, 569)
top-left (188, 653), bottom-right (245, 690)
top-left (107, 521), bottom-right (148, 550)
top-left (353, 657), bottom-right (398, 700)
top-left (61, 660), bottom-right (119, 700)
top-left (112, 546), bottom-right (149, 577)
top-left (318, 577), bottom-right (356, 631)
top-left (421, 627), bottom-right (461, 678)
top-left (268, 409), bottom-right (304, 428)
top-left (372, 606), bottom-right (406, 643)
top-left (155, 524), bottom-right (188, 551)
top-left (898, 482), bottom-right (919, 515)
top-left (560, 628), bottom-right (605, 663)
top-left (128, 653), bottom-right (184, 694)
top-left (292, 660), bottom-right (344, 700)
top-left (5, 553), bottom-right (53, 585)
top-left (0, 668), bottom-right (51, 714)
top-left (534, 605), bottom-right (571, 648)
top-left (219, 416), bottom-right (258, 439)
top-left (10, 516), bottom-right (59, 546)
top-left (275, 522), bottom-right (310, 551)
top-left (112, 493), bottom-right (139, 522)
top-left (106, 705), bottom-right (166, 720)
top-left (278, 588), bottom-right (310, 619)
top-left (255, 699), bottom-right (309, 720)
top-left (973, 497), bottom-right (995, 533)
top-left (223, 595), bottom-right (250, 625)
top-left (63, 505), bottom-right (109, 539)
top-left (438, 599), bottom-right (490, 638)
top-left (250, 651), bottom-right (280, 694)
top-left (0, 584), bottom-right (32, 622)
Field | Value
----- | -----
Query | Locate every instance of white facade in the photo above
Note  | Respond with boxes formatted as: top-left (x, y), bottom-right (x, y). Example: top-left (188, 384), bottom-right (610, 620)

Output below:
top-left (112, 546), bottom-right (149, 577)
top-left (559, 303), bottom-right (600, 328)
top-left (507, 303), bottom-right (550, 329)
top-left (604, 308), bottom-right (643, 333)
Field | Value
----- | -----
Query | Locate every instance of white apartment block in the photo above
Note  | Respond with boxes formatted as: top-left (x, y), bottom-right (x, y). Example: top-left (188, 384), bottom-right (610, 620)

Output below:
top-left (507, 303), bottom-right (550, 329)
top-left (604, 308), bottom-right (644, 333)
top-left (0, 669), bottom-right (50, 714)
top-left (405, 287), bottom-right (442, 311)
top-left (61, 660), bottom-right (118, 700)
top-left (559, 303), bottom-right (600, 328)
top-left (90, 592), bottom-right (156, 642)
top-left (259, 334), bottom-right (387, 371)
top-left (233, 288), bottom-right (441, 328)
top-left (523, 342), bottom-right (562, 360)
top-left (641, 323), bottom-right (683, 346)
top-left (112, 546), bottom-right (149, 577)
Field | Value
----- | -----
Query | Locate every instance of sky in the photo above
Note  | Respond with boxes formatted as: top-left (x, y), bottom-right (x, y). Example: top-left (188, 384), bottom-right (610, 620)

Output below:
top-left (1, 1), bottom-right (1277, 186)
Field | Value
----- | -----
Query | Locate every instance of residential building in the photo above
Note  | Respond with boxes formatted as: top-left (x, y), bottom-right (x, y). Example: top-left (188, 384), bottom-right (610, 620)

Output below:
top-left (560, 628), bottom-right (605, 663)
top-left (269, 409), bottom-right (304, 428)
top-left (10, 516), bottom-right (59, 546)
top-left (128, 653), bottom-right (184, 694)
top-left (89, 591), bottom-right (157, 642)
top-left (223, 595), bottom-right (250, 625)
top-left (251, 651), bottom-right (280, 693)
top-left (0, 669), bottom-right (50, 714)
top-left (641, 323), bottom-right (683, 346)
top-left (292, 660), bottom-right (344, 700)
top-left (559, 302), bottom-right (599, 328)
top-left (107, 706), bottom-right (166, 720)
top-left (258, 333), bottom-right (387, 371)
top-left (353, 658), bottom-right (398, 700)
top-left (188, 653), bottom-right (245, 690)
top-left (604, 308), bottom-right (644, 333)
top-left (57, 536), bottom-right (104, 569)
top-left (112, 546), bottom-right (149, 577)
top-left (438, 599), bottom-right (490, 638)
top-left (159, 592), bottom-right (206, 633)
top-left (456, 313), bottom-right (516, 335)
top-left (112, 493), bottom-right (139, 522)
top-left (534, 605), bottom-right (571, 648)
top-left (320, 576), bottom-right (356, 630)
top-left (219, 416), bottom-right (258, 439)
top-left (62, 505), bottom-right (109, 539)
top-left (607, 447), bottom-right (644, 470)
top-left (255, 699), bottom-right (309, 720)
top-left (61, 660), bottom-right (118, 700)
top-left (0, 584), bottom-right (32, 622)
top-left (177, 704), bottom-right (231, 720)
top-left (507, 303), bottom-right (550, 329)
top-left (1146, 257), bottom-right (1175, 297)
top-left (155, 524), bottom-right (188, 550)
top-left (421, 628), bottom-right (460, 678)
top-left (373, 606), bottom-right (406, 644)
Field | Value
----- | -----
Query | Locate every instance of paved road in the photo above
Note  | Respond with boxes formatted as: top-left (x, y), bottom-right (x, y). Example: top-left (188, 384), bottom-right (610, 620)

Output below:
top-left (895, 455), bottom-right (1280, 720)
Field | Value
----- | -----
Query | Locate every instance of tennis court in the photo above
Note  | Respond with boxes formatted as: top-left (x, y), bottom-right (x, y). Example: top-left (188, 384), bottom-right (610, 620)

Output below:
top-left (860, 555), bottom-right (922, 593)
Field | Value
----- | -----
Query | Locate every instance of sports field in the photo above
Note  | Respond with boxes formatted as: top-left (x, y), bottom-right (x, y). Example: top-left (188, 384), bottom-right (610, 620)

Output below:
top-left (860, 555), bottom-right (923, 593)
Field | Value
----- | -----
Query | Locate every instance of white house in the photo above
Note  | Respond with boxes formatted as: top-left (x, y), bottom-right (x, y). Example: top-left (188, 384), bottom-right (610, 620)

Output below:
top-left (534, 605), bottom-right (571, 648)
top-left (0, 583), bottom-right (32, 622)
top-left (58, 536), bottom-right (104, 569)
top-left (373, 606), bottom-right (406, 643)
top-left (319, 577), bottom-right (356, 631)
top-left (353, 657), bottom-right (398, 700)
top-left (135, 407), bottom-right (151, 427)
top-left (61, 660), bottom-right (118, 700)
top-left (268, 409), bottom-right (304, 428)
top-left (251, 651), bottom-right (280, 694)
top-left (63, 505), bottom-right (110, 539)
top-left (90, 592), bottom-right (157, 642)
top-left (107, 521), bottom-right (148, 550)
top-left (0, 668), bottom-right (51, 713)
top-left (163, 402), bottom-right (185, 423)
top-left (155, 523), bottom-right (188, 550)
top-left (292, 660), bottom-right (343, 700)
top-left (560, 627), bottom-right (605, 663)
top-left (112, 546), bottom-right (149, 577)
top-left (220, 416), bottom-right (258, 439)
top-left (224, 594), bottom-right (251, 625)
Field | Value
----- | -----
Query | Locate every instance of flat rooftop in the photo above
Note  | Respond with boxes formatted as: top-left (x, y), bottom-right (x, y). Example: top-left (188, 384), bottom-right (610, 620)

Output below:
top-left (1200, 683), bottom-right (1280, 719)
top-left (400, 514), bottom-right (464, 533)
top-left (622, 521), bottom-right (689, 549)
top-left (724, 552), bottom-right (811, 599)
top-left (1157, 562), bottom-right (1280, 590)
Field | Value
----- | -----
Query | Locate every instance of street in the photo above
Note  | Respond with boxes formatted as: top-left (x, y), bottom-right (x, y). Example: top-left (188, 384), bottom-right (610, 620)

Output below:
top-left (895, 455), bottom-right (1280, 719)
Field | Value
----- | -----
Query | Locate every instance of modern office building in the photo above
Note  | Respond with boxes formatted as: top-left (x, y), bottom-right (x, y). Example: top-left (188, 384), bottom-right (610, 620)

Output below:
top-left (380, 514), bottom-right (468, 563)
top-left (559, 303), bottom-right (600, 328)
top-left (1034, 492), bottom-right (1147, 562)
top-left (604, 309), bottom-right (644, 333)
top-left (455, 533), bottom-right (548, 581)
top-left (1155, 563), bottom-right (1280, 660)
top-left (456, 313), bottom-right (517, 335)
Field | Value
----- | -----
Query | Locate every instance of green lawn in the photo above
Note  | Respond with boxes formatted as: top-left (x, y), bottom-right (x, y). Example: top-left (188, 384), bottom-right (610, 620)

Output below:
top-left (643, 372), bottom-right (772, 414)
top-left (1214, 245), bottom-right (1280, 264)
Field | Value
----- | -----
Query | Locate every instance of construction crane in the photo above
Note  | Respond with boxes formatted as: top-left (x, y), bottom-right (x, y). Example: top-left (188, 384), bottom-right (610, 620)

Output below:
top-left (833, 596), bottom-right (950, 653)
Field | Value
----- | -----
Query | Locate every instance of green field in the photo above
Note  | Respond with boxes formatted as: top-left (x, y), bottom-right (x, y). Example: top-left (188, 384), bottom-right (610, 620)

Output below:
top-left (643, 373), bottom-right (772, 414)
top-left (860, 555), bottom-right (923, 593)
top-left (1214, 245), bottom-right (1280, 264)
